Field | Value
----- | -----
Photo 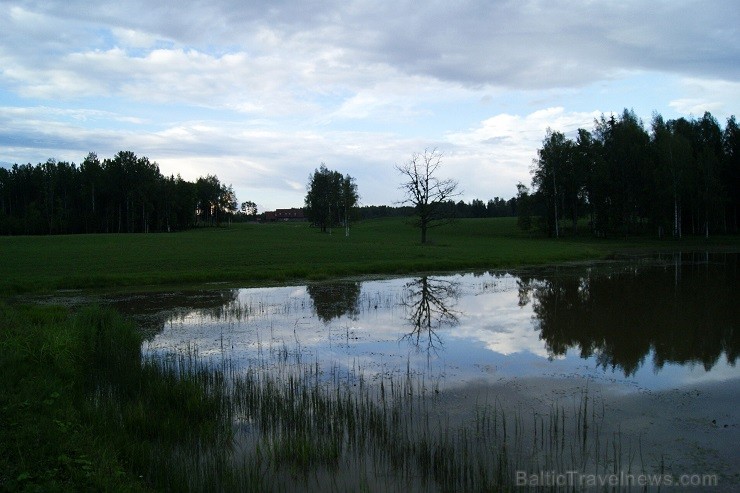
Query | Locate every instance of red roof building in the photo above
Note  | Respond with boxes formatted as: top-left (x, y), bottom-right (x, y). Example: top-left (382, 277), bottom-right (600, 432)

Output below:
top-left (263, 208), bottom-right (306, 221)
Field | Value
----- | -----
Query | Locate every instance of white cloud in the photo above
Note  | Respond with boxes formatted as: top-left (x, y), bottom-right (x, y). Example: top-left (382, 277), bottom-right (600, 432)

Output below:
top-left (444, 108), bottom-right (604, 199)
top-left (669, 78), bottom-right (740, 120)
top-left (669, 99), bottom-right (725, 118)
top-left (450, 287), bottom-right (550, 358)
top-left (111, 28), bottom-right (160, 49)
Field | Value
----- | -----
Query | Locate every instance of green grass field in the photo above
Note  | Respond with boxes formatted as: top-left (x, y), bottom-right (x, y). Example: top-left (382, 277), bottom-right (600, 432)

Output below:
top-left (1, 217), bottom-right (738, 294)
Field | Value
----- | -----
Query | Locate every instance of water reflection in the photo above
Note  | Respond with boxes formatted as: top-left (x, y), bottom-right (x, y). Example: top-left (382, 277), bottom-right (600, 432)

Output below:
top-left (110, 289), bottom-right (240, 339)
top-left (306, 282), bottom-right (361, 323)
top-left (127, 253), bottom-right (738, 386)
top-left (400, 276), bottom-right (460, 352)
top-left (518, 252), bottom-right (738, 376)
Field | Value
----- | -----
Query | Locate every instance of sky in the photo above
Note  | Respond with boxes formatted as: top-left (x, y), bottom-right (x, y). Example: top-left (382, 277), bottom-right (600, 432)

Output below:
top-left (1, 0), bottom-right (738, 211)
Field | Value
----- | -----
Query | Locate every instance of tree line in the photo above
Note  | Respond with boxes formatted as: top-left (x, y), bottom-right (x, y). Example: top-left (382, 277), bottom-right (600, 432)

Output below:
top-left (438, 197), bottom-right (516, 219)
top-left (356, 198), bottom-right (515, 221)
top-left (0, 151), bottom-right (241, 235)
top-left (519, 109), bottom-right (739, 238)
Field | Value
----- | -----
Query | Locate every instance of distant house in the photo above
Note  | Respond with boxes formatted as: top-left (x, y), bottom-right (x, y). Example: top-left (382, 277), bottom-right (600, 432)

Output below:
top-left (263, 208), bottom-right (306, 222)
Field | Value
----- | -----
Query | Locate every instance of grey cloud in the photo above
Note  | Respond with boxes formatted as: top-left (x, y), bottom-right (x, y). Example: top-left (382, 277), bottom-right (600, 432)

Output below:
top-left (357, 0), bottom-right (739, 88)
top-left (9, 0), bottom-right (332, 46)
top-left (4, 0), bottom-right (737, 95)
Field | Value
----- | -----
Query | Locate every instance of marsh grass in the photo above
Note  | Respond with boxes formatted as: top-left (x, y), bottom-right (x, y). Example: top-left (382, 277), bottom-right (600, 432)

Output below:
top-left (0, 303), bottom-right (146, 491)
top-left (2, 302), bottom-right (656, 492)
top-left (143, 342), bottom-right (649, 492)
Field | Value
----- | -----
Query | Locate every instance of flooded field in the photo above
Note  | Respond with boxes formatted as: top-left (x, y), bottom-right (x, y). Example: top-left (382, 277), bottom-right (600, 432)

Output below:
top-left (68, 253), bottom-right (738, 490)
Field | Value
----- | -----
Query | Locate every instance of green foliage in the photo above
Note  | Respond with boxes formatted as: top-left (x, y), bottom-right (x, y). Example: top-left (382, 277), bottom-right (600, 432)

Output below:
top-left (515, 183), bottom-right (533, 231)
top-left (527, 110), bottom-right (740, 238)
top-left (304, 164), bottom-right (358, 233)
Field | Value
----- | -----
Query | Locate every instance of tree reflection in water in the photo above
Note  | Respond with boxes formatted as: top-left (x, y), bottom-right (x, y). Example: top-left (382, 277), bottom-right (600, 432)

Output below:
top-left (400, 276), bottom-right (460, 353)
top-left (517, 253), bottom-right (739, 376)
top-left (306, 282), bottom-right (361, 323)
top-left (109, 289), bottom-right (241, 340)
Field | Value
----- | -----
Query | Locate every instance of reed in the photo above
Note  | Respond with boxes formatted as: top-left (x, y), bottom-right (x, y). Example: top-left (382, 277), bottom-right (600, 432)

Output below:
top-left (143, 341), bottom-right (643, 492)
top-left (2, 302), bottom-right (654, 491)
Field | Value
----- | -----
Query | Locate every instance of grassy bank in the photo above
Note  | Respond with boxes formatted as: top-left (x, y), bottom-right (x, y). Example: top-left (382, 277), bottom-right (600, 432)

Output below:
top-left (0, 303), bottom-right (142, 491)
top-left (0, 303), bottom-right (234, 492)
top-left (1, 217), bottom-right (738, 294)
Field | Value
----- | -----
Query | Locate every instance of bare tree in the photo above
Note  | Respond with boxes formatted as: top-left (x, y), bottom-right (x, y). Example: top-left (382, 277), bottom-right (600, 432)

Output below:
top-left (396, 148), bottom-right (460, 243)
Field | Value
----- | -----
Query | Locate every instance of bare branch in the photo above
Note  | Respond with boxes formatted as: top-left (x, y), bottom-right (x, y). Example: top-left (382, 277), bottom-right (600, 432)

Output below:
top-left (396, 148), bottom-right (461, 243)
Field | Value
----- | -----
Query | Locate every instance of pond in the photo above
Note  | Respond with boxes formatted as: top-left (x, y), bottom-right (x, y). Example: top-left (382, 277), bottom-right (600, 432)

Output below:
top-left (101, 252), bottom-right (739, 490)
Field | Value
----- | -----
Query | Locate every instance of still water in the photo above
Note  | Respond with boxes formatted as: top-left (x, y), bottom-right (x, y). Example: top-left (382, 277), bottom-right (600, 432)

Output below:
top-left (118, 252), bottom-right (737, 395)
top-left (91, 252), bottom-right (739, 489)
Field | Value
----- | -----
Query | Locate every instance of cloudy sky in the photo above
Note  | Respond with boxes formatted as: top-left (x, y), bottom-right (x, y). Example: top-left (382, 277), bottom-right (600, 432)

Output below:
top-left (1, 0), bottom-right (738, 211)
